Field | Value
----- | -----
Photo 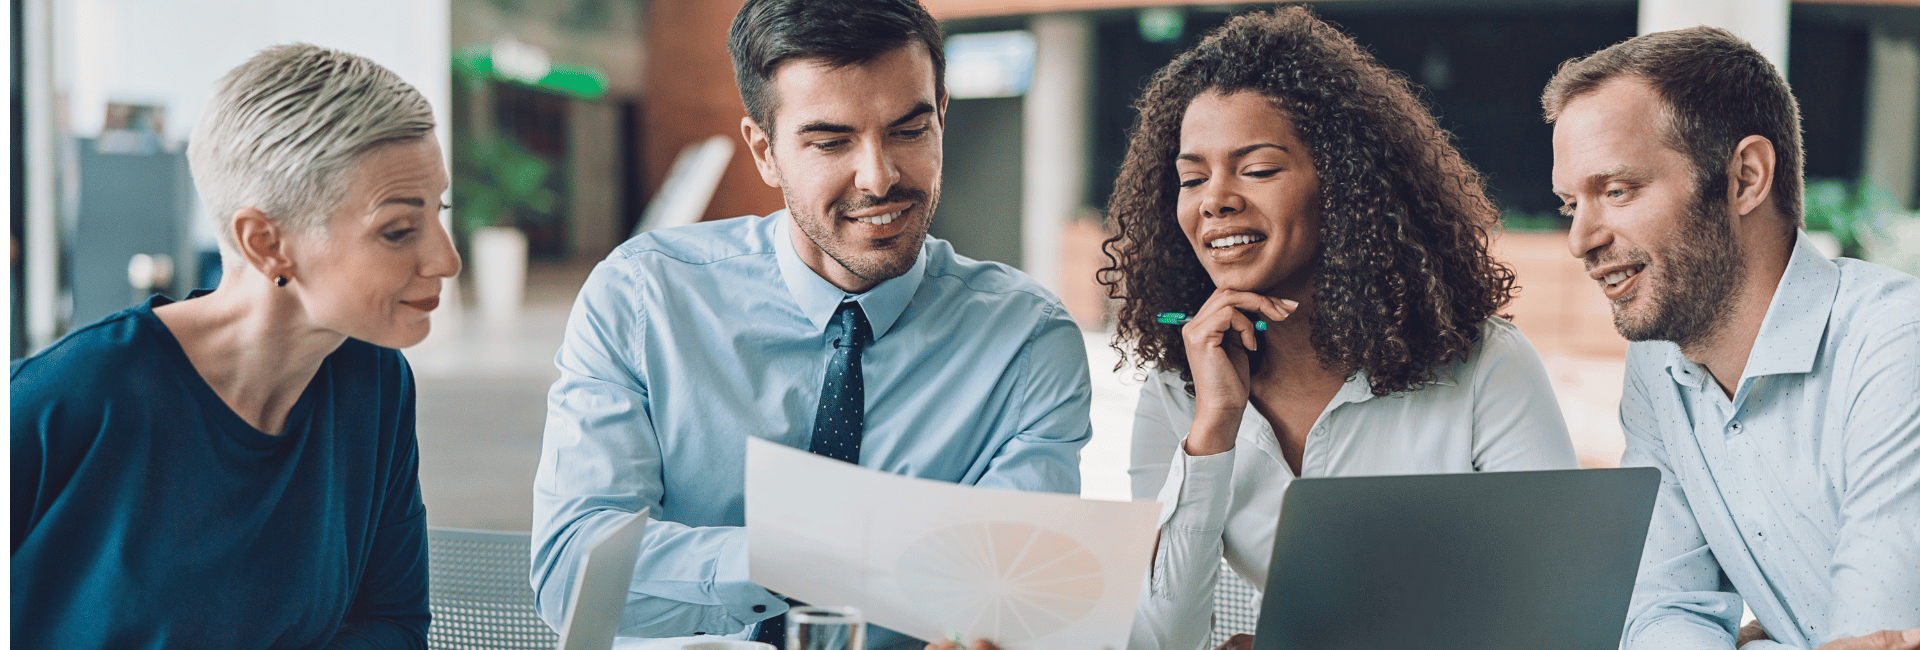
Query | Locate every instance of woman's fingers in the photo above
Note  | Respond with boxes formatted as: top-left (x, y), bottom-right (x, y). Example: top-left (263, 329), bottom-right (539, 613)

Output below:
top-left (1262, 295), bottom-right (1298, 324)
top-left (1228, 310), bottom-right (1259, 351)
top-left (1219, 291), bottom-right (1294, 326)
top-left (1184, 313), bottom-right (1254, 352)
top-left (1186, 291), bottom-right (1296, 349)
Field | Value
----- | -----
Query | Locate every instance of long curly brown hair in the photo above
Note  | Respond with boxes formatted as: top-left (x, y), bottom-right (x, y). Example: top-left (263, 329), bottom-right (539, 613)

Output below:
top-left (1099, 6), bottom-right (1516, 398)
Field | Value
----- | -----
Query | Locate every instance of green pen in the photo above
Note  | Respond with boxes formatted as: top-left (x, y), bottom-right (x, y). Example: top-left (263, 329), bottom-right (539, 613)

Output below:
top-left (1156, 311), bottom-right (1267, 331)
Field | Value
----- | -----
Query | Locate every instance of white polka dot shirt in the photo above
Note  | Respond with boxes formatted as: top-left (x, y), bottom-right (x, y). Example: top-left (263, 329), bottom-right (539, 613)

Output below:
top-left (1620, 232), bottom-right (1920, 649)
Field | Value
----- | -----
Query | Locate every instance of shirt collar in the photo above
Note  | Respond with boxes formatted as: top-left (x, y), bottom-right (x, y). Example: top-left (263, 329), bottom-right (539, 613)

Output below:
top-left (1326, 363), bottom-right (1459, 409)
top-left (1744, 230), bottom-right (1839, 378)
top-left (1663, 230), bottom-right (1838, 386)
top-left (1662, 348), bottom-right (1712, 390)
top-left (773, 210), bottom-right (926, 340)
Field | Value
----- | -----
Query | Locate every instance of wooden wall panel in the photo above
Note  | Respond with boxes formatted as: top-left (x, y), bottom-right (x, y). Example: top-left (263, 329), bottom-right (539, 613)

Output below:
top-left (642, 0), bottom-right (785, 223)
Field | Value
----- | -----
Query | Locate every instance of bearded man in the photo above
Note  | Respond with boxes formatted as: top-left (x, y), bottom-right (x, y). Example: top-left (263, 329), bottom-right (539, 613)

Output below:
top-left (1545, 26), bottom-right (1919, 650)
top-left (529, 1), bottom-right (1091, 648)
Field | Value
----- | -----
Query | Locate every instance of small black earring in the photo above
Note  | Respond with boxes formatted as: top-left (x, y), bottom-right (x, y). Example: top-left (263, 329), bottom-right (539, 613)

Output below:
top-left (275, 275), bottom-right (288, 287)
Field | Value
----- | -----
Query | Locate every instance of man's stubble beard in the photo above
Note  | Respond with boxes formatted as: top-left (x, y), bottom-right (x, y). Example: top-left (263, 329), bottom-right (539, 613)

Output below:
top-left (784, 181), bottom-right (938, 286)
top-left (1612, 179), bottom-right (1746, 351)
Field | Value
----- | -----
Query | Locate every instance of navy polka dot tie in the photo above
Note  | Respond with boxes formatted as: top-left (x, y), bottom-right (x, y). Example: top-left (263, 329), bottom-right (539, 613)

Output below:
top-left (808, 301), bottom-right (868, 464)
top-left (756, 301), bottom-right (869, 647)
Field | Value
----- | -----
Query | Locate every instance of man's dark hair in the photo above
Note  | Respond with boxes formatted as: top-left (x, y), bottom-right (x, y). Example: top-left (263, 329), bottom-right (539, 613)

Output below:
top-left (1542, 26), bottom-right (1804, 232)
top-left (727, 0), bottom-right (946, 135)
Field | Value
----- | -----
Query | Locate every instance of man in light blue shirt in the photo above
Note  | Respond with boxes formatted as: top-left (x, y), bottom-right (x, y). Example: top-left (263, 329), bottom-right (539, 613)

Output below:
top-left (529, 1), bottom-right (1091, 648)
top-left (1544, 27), bottom-right (1919, 650)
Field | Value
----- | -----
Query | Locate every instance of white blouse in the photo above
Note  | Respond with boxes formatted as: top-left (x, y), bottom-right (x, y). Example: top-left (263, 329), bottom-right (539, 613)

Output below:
top-left (1125, 317), bottom-right (1580, 650)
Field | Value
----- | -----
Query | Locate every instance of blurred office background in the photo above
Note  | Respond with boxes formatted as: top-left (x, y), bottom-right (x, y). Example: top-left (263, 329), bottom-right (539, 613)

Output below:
top-left (10, 0), bottom-right (1920, 529)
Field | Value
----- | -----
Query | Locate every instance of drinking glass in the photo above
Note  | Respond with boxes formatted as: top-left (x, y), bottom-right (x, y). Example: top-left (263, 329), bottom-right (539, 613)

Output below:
top-left (785, 605), bottom-right (866, 650)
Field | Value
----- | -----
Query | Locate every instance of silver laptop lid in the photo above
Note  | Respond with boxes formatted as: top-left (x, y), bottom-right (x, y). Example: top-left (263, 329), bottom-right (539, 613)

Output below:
top-left (558, 509), bottom-right (650, 650)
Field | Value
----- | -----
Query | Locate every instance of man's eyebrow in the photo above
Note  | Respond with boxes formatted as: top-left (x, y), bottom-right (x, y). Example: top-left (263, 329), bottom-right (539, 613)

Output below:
top-left (889, 102), bottom-right (935, 128)
top-left (792, 102), bottom-right (937, 137)
top-left (794, 120), bottom-right (854, 136)
top-left (1554, 164), bottom-right (1651, 198)
top-left (1586, 164), bottom-right (1648, 186)
top-left (378, 196), bottom-right (427, 208)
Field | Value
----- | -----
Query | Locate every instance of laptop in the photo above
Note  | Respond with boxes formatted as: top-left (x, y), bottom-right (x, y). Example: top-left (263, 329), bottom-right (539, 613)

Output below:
top-left (1253, 468), bottom-right (1659, 650)
top-left (557, 508), bottom-right (650, 650)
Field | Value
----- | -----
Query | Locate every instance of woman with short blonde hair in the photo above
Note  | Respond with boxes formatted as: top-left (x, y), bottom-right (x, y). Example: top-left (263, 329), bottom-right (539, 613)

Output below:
top-left (12, 43), bottom-right (459, 649)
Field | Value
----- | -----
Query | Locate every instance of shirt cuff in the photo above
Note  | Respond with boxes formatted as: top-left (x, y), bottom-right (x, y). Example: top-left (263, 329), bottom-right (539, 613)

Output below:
top-left (1155, 443), bottom-right (1236, 532)
top-left (705, 527), bottom-right (788, 635)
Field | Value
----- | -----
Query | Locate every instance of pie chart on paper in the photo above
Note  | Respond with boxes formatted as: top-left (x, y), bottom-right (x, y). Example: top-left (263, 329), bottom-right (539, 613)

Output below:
top-left (893, 521), bottom-right (1105, 644)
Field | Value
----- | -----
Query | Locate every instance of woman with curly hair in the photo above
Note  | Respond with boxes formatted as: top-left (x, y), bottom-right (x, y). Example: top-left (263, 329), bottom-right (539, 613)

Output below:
top-left (1102, 8), bottom-right (1578, 650)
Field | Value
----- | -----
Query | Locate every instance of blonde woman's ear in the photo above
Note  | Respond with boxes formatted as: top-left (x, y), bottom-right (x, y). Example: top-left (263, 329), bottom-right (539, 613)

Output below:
top-left (230, 207), bottom-right (291, 282)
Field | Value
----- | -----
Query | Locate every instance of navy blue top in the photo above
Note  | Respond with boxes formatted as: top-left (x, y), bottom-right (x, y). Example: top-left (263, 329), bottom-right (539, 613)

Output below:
top-left (11, 295), bottom-right (429, 649)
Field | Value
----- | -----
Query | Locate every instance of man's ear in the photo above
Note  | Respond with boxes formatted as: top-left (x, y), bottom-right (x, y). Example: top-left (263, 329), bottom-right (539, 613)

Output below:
top-left (1727, 134), bottom-right (1776, 219)
top-left (937, 93), bottom-right (949, 129)
top-left (230, 207), bottom-right (292, 281)
top-left (742, 116), bottom-right (782, 189)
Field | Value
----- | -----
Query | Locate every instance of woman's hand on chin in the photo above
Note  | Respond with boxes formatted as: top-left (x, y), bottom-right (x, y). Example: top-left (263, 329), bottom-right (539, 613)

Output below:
top-left (1181, 289), bottom-right (1295, 456)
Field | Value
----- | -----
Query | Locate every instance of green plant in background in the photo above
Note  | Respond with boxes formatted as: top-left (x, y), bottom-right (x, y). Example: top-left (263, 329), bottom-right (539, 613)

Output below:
top-left (1805, 177), bottom-right (1920, 276)
top-left (1500, 209), bottom-right (1568, 232)
top-left (451, 44), bottom-right (607, 99)
top-left (1802, 178), bottom-right (1891, 257)
top-left (447, 41), bottom-right (606, 237)
top-left (452, 132), bottom-right (557, 234)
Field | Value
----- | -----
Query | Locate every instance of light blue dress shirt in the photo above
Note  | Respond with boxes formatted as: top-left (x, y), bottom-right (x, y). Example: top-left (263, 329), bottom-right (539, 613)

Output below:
top-left (1620, 232), bottom-right (1920, 649)
top-left (531, 213), bottom-right (1092, 649)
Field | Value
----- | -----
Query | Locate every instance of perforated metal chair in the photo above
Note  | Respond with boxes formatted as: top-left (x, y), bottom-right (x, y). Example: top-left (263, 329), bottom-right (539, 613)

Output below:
top-left (1208, 558), bottom-right (1262, 649)
top-left (426, 527), bottom-right (562, 650)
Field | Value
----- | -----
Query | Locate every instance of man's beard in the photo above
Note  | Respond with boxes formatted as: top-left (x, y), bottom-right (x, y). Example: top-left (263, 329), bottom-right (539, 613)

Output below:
top-left (1604, 183), bottom-right (1746, 350)
top-left (788, 184), bottom-right (937, 286)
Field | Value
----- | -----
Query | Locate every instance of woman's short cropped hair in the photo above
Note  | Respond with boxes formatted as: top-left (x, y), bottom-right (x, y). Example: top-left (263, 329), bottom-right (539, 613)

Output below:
top-left (1100, 6), bottom-right (1517, 397)
top-left (188, 43), bottom-right (435, 248)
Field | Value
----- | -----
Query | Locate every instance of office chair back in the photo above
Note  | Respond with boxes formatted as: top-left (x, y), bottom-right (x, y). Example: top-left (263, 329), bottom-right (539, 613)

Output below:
top-left (426, 527), bottom-right (562, 650)
top-left (1210, 559), bottom-right (1262, 648)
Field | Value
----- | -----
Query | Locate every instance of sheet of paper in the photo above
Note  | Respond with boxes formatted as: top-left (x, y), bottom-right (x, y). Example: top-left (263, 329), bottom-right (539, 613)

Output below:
top-left (745, 437), bottom-right (1160, 650)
